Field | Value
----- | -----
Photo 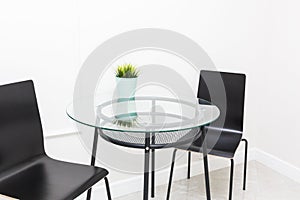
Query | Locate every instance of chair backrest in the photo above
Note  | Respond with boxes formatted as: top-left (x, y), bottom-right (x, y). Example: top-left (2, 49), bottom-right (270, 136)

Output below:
top-left (197, 70), bottom-right (246, 132)
top-left (0, 80), bottom-right (45, 172)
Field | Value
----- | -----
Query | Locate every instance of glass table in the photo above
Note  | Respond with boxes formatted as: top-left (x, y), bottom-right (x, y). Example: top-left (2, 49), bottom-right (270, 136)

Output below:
top-left (67, 96), bottom-right (220, 200)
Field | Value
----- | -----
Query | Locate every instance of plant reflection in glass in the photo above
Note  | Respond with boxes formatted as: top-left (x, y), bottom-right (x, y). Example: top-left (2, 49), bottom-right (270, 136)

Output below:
top-left (114, 63), bottom-right (139, 128)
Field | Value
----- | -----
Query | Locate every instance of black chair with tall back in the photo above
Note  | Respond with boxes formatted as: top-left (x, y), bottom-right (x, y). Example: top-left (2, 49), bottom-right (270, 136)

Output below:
top-left (166, 70), bottom-right (247, 200)
top-left (0, 80), bottom-right (112, 200)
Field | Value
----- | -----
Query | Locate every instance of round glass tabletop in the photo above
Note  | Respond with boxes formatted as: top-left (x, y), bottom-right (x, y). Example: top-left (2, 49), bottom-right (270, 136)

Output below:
top-left (66, 96), bottom-right (220, 133)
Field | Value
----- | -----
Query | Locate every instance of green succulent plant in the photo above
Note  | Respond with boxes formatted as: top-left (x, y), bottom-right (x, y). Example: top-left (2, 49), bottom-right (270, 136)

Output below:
top-left (116, 63), bottom-right (139, 78)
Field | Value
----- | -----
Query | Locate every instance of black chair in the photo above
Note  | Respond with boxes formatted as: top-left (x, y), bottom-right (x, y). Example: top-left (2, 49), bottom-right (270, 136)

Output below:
top-left (166, 70), bottom-right (247, 200)
top-left (0, 80), bottom-right (112, 200)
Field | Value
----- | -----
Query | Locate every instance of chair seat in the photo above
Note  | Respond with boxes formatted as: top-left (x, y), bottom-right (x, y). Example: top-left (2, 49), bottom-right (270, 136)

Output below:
top-left (178, 127), bottom-right (243, 158)
top-left (0, 155), bottom-right (108, 200)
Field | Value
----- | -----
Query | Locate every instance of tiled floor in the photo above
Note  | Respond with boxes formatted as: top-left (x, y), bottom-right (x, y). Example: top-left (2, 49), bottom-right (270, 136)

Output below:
top-left (116, 161), bottom-right (300, 200)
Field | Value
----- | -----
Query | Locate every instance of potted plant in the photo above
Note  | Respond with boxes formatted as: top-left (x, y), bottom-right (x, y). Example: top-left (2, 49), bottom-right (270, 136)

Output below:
top-left (114, 64), bottom-right (139, 126)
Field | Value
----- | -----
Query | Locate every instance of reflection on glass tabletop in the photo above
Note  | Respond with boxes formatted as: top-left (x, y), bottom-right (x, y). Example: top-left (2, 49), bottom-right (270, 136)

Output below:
top-left (67, 96), bottom-right (220, 133)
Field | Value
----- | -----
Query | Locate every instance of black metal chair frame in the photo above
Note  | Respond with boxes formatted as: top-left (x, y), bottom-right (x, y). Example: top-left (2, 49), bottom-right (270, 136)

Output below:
top-left (86, 127), bottom-right (112, 200)
top-left (166, 70), bottom-right (248, 200)
top-left (185, 138), bottom-right (248, 198)
top-left (166, 126), bottom-right (212, 200)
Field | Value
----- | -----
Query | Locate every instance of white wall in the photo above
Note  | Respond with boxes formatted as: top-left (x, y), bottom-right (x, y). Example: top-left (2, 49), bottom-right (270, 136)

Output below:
top-left (0, 0), bottom-right (78, 135)
top-left (1, 0), bottom-right (300, 191)
top-left (0, 0), bottom-right (267, 139)
top-left (251, 0), bottom-right (300, 168)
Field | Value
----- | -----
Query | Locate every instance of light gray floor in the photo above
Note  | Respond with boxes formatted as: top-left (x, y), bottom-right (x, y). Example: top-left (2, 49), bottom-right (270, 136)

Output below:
top-left (116, 161), bottom-right (300, 200)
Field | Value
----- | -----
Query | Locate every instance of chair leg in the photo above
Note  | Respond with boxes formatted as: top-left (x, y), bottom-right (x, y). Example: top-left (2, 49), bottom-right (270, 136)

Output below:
top-left (229, 159), bottom-right (234, 200)
top-left (166, 149), bottom-right (177, 200)
top-left (86, 128), bottom-right (100, 200)
top-left (187, 151), bottom-right (191, 179)
top-left (86, 188), bottom-right (92, 200)
top-left (241, 139), bottom-right (248, 190)
top-left (104, 177), bottom-right (112, 200)
top-left (201, 126), bottom-right (211, 200)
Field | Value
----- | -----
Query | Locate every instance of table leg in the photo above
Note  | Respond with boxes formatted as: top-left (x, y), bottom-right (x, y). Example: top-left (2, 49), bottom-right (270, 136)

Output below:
top-left (201, 127), bottom-right (211, 200)
top-left (144, 133), bottom-right (151, 200)
top-left (151, 134), bottom-right (155, 198)
top-left (86, 128), bottom-right (99, 200)
top-left (151, 100), bottom-right (156, 198)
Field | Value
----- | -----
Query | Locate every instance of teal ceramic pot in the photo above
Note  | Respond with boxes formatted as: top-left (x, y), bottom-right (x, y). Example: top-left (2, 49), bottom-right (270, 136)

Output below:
top-left (115, 77), bottom-right (138, 121)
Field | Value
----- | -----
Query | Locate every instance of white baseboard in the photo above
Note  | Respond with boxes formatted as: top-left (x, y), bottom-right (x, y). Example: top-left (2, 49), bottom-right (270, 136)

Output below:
top-left (76, 147), bottom-right (300, 199)
top-left (79, 148), bottom-right (256, 199)
top-left (254, 148), bottom-right (300, 184)
top-left (51, 132), bottom-right (298, 199)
